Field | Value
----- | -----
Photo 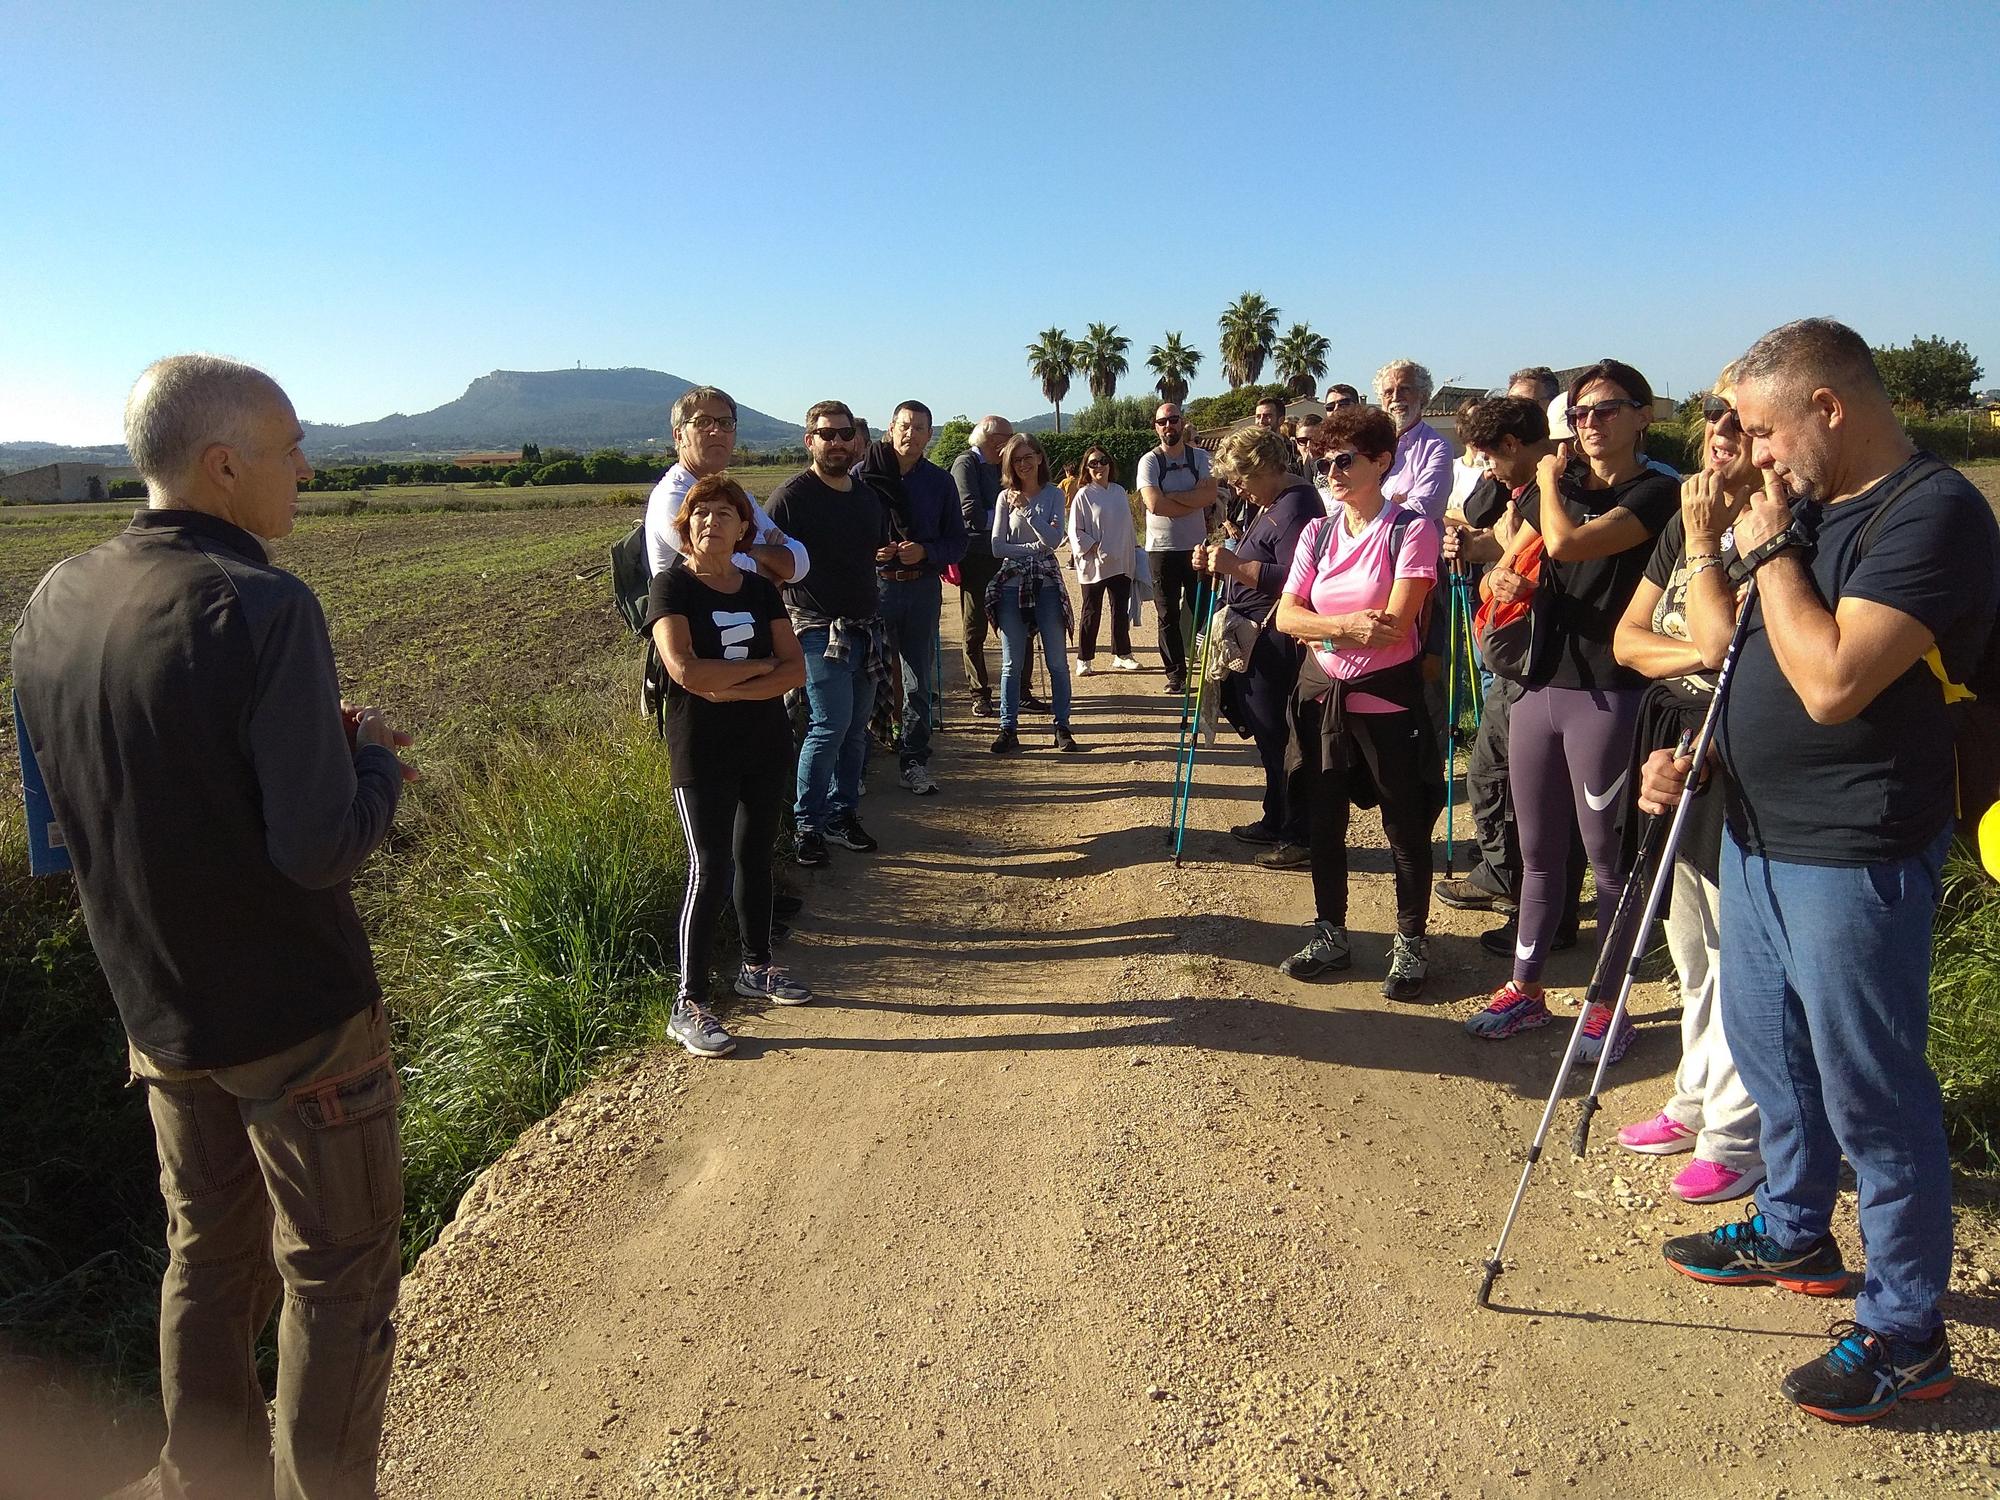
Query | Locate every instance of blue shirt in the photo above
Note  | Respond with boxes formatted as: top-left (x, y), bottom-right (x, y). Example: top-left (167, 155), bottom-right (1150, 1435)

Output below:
top-left (893, 456), bottom-right (971, 570)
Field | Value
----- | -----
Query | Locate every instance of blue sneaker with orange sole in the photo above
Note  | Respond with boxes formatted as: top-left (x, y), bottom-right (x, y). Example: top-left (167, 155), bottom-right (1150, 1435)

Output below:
top-left (1661, 1210), bottom-right (1854, 1296)
top-left (1782, 1321), bottom-right (1955, 1424)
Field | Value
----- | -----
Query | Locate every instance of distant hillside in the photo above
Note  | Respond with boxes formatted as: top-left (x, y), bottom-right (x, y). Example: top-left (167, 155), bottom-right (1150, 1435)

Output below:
top-left (303, 368), bottom-right (802, 456)
top-left (1, 441), bottom-right (130, 472)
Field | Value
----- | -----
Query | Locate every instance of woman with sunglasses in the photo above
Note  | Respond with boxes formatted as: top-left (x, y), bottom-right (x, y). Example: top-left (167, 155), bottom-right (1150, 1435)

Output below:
top-left (1273, 405), bottom-right (1443, 998)
top-left (987, 433), bottom-right (1078, 752)
top-left (1606, 367), bottom-right (1764, 1202)
top-left (1067, 445), bottom-right (1140, 674)
top-left (1465, 360), bottom-right (1680, 1060)
top-left (1195, 425), bottom-right (1322, 865)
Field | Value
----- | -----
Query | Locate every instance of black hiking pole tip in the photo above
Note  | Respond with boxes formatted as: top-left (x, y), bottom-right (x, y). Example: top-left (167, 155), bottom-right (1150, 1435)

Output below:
top-left (1478, 1258), bottom-right (1502, 1307)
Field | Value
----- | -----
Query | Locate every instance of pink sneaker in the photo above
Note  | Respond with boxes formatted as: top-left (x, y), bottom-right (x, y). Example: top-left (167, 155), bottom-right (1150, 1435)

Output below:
top-left (1672, 1158), bottom-right (1764, 1205)
top-left (1464, 982), bottom-right (1552, 1039)
top-left (1617, 1112), bottom-right (1697, 1156)
top-left (1577, 1002), bottom-right (1635, 1064)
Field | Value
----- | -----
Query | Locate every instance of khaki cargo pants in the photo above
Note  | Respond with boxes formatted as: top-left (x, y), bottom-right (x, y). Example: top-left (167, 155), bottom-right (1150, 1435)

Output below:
top-left (129, 1002), bottom-right (403, 1500)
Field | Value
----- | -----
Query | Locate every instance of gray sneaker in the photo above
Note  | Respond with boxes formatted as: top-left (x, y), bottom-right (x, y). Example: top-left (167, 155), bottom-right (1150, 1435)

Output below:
top-left (1381, 932), bottom-right (1429, 1001)
top-left (1279, 920), bottom-right (1351, 979)
top-left (900, 763), bottom-right (939, 795)
top-left (734, 962), bottom-right (813, 1006)
top-left (668, 996), bottom-right (736, 1057)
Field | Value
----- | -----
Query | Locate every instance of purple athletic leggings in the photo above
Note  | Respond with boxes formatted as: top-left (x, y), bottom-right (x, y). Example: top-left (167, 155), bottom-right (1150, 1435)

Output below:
top-left (1508, 683), bottom-right (1641, 986)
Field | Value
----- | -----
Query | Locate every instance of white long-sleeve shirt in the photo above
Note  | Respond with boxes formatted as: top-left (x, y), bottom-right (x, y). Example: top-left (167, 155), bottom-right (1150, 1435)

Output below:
top-left (643, 462), bottom-right (810, 581)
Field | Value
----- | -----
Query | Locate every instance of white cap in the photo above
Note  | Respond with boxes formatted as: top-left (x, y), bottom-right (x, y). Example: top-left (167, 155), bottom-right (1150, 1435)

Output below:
top-left (1547, 394), bottom-right (1573, 440)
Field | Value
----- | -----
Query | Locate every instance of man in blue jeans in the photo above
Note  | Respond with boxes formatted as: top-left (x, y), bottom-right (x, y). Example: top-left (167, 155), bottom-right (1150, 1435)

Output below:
top-left (856, 399), bottom-right (968, 796)
top-left (1642, 319), bottom-right (2000, 1423)
top-left (768, 400), bottom-right (891, 866)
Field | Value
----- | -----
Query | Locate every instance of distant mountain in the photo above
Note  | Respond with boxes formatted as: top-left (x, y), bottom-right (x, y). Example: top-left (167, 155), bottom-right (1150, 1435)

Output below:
top-left (302, 368), bottom-right (802, 456)
top-left (1, 441), bottom-right (130, 472)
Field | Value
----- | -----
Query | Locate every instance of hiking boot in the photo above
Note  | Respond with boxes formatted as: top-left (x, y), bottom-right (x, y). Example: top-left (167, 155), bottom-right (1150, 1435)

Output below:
top-left (1162, 676), bottom-right (1185, 695)
top-left (1478, 919), bottom-right (1576, 957)
top-left (1382, 933), bottom-right (1429, 1001)
top-left (1075, 659), bottom-right (1094, 676)
top-left (1279, 921), bottom-right (1351, 979)
top-left (900, 763), bottom-right (940, 795)
top-left (1053, 726), bottom-right (1079, 752)
top-left (989, 727), bottom-right (1020, 754)
top-left (1435, 877), bottom-right (1509, 913)
top-left (1672, 1158), bottom-right (1764, 1205)
top-left (1464, 981), bottom-right (1552, 1039)
top-left (1661, 1210), bottom-right (1854, 1295)
top-left (1112, 655), bottom-right (1141, 671)
top-left (668, 996), bottom-right (736, 1058)
top-left (1577, 1001), bottom-right (1636, 1064)
top-left (1255, 842), bottom-right (1311, 870)
top-left (794, 829), bottom-right (829, 867)
top-left (1781, 1322), bottom-right (1955, 1424)
top-left (733, 962), bottom-right (813, 1006)
top-left (824, 814), bottom-right (878, 852)
top-left (1617, 1112), bottom-right (1697, 1156)
top-left (1230, 821), bottom-right (1283, 846)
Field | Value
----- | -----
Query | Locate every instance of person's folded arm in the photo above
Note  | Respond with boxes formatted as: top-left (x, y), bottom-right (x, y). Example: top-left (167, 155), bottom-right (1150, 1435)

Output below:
top-left (246, 587), bottom-right (400, 890)
top-left (1614, 577), bottom-right (1708, 678)
top-left (1756, 555), bottom-right (1935, 724)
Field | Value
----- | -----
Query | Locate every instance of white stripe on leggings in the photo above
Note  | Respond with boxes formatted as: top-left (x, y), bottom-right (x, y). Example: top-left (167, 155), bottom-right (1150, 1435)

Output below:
top-left (673, 786), bottom-right (703, 999)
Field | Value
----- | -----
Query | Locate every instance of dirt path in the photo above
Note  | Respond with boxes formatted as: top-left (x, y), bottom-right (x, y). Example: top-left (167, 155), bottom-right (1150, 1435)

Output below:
top-left (380, 603), bottom-right (2000, 1500)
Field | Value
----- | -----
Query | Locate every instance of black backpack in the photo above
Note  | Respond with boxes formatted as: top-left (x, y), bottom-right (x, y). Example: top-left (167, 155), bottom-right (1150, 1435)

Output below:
top-left (609, 522), bottom-right (669, 732)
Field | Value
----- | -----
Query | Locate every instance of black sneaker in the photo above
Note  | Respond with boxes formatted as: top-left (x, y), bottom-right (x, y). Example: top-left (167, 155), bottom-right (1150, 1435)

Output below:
top-left (1661, 1210), bottom-right (1854, 1296)
top-left (1781, 1321), bottom-right (1955, 1423)
top-left (1022, 690), bottom-right (1049, 712)
top-left (1254, 842), bottom-right (1311, 870)
top-left (1162, 677), bottom-right (1186, 696)
top-left (824, 814), bottom-right (878, 852)
top-left (1053, 726), bottom-right (1079, 752)
top-left (970, 695), bottom-right (994, 718)
top-left (794, 829), bottom-right (829, 867)
top-left (1231, 821), bottom-right (1283, 846)
top-left (989, 728), bottom-right (1020, 754)
top-left (1479, 919), bottom-right (1576, 957)
top-left (1279, 920), bottom-right (1351, 979)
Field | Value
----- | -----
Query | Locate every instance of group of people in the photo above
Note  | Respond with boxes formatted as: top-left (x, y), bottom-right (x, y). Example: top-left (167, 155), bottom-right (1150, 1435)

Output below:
top-left (9, 315), bottom-right (1994, 1500)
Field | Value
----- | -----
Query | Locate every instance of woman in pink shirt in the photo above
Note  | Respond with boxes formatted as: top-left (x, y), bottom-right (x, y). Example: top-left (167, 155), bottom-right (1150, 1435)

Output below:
top-left (1274, 405), bottom-right (1444, 999)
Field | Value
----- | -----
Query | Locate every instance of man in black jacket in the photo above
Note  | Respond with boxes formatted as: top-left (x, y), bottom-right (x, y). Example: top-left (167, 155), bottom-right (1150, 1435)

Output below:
top-left (13, 354), bottom-right (415, 1500)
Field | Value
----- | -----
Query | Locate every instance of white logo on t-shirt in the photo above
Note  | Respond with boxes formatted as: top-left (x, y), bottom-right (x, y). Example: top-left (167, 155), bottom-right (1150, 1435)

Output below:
top-left (714, 610), bottom-right (755, 660)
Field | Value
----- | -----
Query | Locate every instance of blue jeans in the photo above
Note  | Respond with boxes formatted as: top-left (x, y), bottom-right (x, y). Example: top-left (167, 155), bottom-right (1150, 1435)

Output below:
top-left (996, 580), bottom-right (1071, 730)
top-left (879, 576), bottom-right (940, 768)
top-left (794, 626), bottom-right (877, 830)
top-left (1719, 821), bottom-right (1954, 1340)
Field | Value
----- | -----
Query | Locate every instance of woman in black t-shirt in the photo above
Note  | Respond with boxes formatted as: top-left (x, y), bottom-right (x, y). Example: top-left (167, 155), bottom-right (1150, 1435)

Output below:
top-left (644, 475), bottom-right (809, 1059)
top-left (1464, 362), bottom-right (1678, 1064)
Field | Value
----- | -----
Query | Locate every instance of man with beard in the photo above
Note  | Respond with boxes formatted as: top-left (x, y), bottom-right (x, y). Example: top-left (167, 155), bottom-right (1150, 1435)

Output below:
top-left (1377, 359), bottom-right (1453, 523)
top-left (1138, 401), bottom-right (1220, 694)
top-left (769, 402), bottom-right (890, 866)
top-left (855, 400), bottom-right (967, 795)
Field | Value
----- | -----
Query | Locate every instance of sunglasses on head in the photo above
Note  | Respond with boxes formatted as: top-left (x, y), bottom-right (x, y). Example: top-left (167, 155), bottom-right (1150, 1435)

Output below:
top-left (1702, 396), bottom-right (1742, 430)
top-left (810, 425), bottom-right (857, 442)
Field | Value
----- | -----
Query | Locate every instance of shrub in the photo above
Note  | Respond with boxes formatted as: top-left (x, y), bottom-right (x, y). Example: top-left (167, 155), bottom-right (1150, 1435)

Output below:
top-left (532, 459), bottom-right (588, 486)
top-left (929, 428), bottom-right (1163, 491)
top-left (108, 480), bottom-right (147, 499)
top-left (1929, 849), bottom-right (2000, 1169)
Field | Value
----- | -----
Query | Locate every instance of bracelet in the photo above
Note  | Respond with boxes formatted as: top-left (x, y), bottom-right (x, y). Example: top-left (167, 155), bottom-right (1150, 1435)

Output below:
top-left (1685, 551), bottom-right (1723, 566)
top-left (1686, 557), bottom-right (1725, 582)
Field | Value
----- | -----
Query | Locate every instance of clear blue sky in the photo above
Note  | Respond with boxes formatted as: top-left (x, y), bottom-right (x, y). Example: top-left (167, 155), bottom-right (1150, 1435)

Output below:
top-left (4, 0), bottom-right (1996, 444)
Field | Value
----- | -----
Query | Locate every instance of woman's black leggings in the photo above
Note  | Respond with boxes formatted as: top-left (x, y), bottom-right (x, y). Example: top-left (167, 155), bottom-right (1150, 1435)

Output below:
top-left (672, 757), bottom-right (787, 1001)
top-left (1239, 628), bottom-right (1307, 841)
top-left (1302, 702), bottom-right (1435, 938)
top-left (1077, 574), bottom-right (1132, 660)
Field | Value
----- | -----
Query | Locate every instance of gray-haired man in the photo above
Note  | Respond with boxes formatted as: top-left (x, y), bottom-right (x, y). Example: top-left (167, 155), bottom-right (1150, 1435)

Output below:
top-left (950, 414), bottom-right (1012, 715)
top-left (13, 355), bottom-right (415, 1499)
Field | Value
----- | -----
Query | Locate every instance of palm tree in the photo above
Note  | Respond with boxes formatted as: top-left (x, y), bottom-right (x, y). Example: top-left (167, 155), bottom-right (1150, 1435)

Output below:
top-left (1217, 292), bottom-right (1281, 388)
top-left (1273, 323), bottom-right (1331, 397)
top-left (1079, 322), bottom-right (1132, 404)
top-left (1026, 327), bottom-right (1080, 433)
top-left (1146, 333), bottom-right (1203, 406)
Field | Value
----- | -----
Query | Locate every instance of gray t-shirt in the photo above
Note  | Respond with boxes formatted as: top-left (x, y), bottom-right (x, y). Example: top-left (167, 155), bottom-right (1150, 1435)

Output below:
top-left (1138, 443), bottom-right (1212, 552)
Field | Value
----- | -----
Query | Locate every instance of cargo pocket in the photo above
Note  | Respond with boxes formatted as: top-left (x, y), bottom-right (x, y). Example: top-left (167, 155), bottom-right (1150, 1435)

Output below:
top-left (290, 1051), bottom-right (404, 1244)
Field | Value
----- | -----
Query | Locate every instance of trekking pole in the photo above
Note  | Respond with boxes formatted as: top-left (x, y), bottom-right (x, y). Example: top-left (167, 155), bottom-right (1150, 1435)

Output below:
top-left (1443, 559), bottom-right (1461, 878)
top-left (1168, 574), bottom-right (1212, 838)
top-left (931, 620), bottom-right (944, 733)
top-left (1568, 583), bottom-right (1762, 1158)
top-left (1477, 583), bottom-right (1759, 1309)
top-left (1173, 590), bottom-right (1220, 867)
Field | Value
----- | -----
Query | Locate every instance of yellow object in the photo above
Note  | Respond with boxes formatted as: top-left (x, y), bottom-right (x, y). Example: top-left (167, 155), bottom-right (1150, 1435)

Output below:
top-left (1980, 803), bottom-right (2000, 881)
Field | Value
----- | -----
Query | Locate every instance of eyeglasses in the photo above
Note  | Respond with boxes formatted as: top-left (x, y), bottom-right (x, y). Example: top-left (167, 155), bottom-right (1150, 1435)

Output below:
top-left (1702, 396), bottom-right (1742, 432)
top-left (809, 425), bottom-right (858, 442)
top-left (1566, 399), bottom-right (1645, 427)
top-left (1327, 450), bottom-right (1360, 472)
top-left (683, 413), bottom-right (736, 434)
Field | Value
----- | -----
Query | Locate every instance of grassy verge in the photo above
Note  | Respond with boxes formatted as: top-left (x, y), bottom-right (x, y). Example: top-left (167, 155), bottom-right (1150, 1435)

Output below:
top-left (1931, 848), bottom-right (2000, 1169)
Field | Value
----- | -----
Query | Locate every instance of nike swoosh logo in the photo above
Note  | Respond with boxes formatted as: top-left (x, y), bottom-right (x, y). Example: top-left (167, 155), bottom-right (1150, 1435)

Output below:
top-left (1584, 770), bottom-right (1630, 812)
top-left (1515, 937), bottom-right (1536, 963)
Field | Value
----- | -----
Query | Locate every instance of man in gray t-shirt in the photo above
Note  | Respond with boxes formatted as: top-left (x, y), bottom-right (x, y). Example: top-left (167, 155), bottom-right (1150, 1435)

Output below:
top-left (1136, 402), bottom-right (1219, 691)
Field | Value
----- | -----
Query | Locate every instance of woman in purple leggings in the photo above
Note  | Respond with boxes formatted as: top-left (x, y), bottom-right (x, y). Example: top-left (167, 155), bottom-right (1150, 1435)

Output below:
top-left (1462, 361), bottom-right (1679, 1061)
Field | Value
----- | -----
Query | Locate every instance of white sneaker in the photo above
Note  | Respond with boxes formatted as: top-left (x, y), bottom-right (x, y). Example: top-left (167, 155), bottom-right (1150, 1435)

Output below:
top-left (1111, 655), bottom-right (1141, 671)
top-left (1075, 659), bottom-right (1094, 676)
top-left (900, 763), bottom-right (939, 795)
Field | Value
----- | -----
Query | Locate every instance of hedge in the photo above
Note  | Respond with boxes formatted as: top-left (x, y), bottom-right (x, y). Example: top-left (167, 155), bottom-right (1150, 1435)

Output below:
top-left (929, 429), bottom-right (1171, 492)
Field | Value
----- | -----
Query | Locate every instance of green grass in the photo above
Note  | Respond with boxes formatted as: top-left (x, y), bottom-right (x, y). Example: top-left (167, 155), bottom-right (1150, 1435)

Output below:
top-left (1930, 848), bottom-right (2000, 1169)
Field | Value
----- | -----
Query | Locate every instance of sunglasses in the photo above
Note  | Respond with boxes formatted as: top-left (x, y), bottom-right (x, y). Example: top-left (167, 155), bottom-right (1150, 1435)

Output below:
top-left (1702, 396), bottom-right (1743, 431)
top-left (1327, 450), bottom-right (1360, 472)
top-left (1566, 399), bottom-right (1645, 427)
top-left (1154, 417), bottom-right (1182, 427)
top-left (809, 425), bottom-right (858, 442)
top-left (1325, 397), bottom-right (1357, 410)
top-left (1086, 458), bottom-right (1110, 468)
